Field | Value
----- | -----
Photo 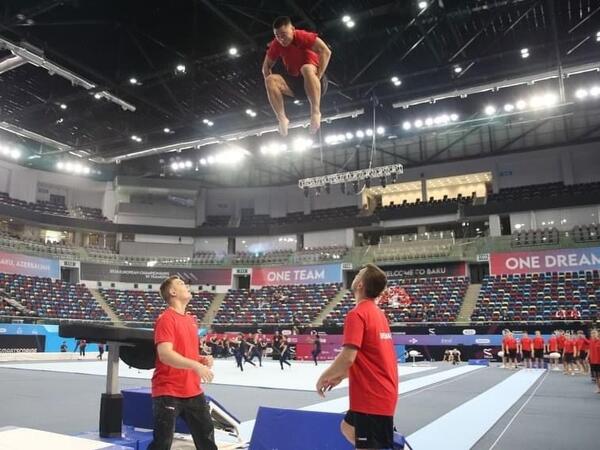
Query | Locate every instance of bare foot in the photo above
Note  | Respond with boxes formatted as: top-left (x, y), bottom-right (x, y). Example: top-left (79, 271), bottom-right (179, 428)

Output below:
top-left (277, 116), bottom-right (289, 136)
top-left (309, 112), bottom-right (321, 134)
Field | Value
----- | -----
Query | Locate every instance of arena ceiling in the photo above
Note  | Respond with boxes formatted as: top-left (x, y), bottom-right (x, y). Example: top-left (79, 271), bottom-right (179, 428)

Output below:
top-left (1, 0), bottom-right (600, 187)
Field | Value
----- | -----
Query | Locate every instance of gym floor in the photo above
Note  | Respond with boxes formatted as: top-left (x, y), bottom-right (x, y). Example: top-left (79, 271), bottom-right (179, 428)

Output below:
top-left (0, 359), bottom-right (598, 449)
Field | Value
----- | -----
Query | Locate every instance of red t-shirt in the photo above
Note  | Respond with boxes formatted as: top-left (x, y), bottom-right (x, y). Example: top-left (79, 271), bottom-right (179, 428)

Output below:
top-left (588, 338), bottom-right (600, 364)
top-left (343, 299), bottom-right (398, 416)
top-left (576, 336), bottom-right (589, 352)
top-left (152, 308), bottom-right (202, 398)
top-left (503, 337), bottom-right (517, 350)
top-left (533, 336), bottom-right (545, 350)
top-left (267, 29), bottom-right (319, 76)
top-left (563, 339), bottom-right (575, 354)
top-left (548, 336), bottom-right (558, 352)
top-left (557, 335), bottom-right (566, 350)
top-left (519, 337), bottom-right (532, 351)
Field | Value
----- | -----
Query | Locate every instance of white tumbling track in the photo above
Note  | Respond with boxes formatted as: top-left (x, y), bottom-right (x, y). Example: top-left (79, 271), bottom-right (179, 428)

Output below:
top-left (0, 358), bottom-right (435, 392)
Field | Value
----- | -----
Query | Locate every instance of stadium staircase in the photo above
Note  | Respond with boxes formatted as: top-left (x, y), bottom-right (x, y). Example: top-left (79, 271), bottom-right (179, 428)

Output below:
top-left (0, 292), bottom-right (34, 316)
top-left (312, 289), bottom-right (349, 326)
top-left (89, 288), bottom-right (122, 324)
top-left (457, 283), bottom-right (481, 322)
top-left (202, 293), bottom-right (226, 326)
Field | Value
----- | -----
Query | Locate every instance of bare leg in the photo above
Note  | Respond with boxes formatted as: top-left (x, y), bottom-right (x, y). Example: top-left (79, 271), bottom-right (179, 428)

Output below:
top-left (265, 74), bottom-right (293, 136)
top-left (340, 421), bottom-right (355, 445)
top-left (300, 64), bottom-right (322, 134)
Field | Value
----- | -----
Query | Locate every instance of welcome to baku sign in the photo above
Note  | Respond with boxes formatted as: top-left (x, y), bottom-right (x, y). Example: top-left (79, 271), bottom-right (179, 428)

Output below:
top-left (490, 247), bottom-right (600, 275)
top-left (251, 264), bottom-right (342, 286)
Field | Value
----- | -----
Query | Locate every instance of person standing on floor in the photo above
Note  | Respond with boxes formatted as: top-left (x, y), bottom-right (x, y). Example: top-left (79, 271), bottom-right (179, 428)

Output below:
top-left (79, 339), bottom-right (87, 358)
top-left (575, 330), bottom-right (590, 375)
top-left (503, 331), bottom-right (518, 369)
top-left (563, 332), bottom-right (577, 376)
top-left (316, 264), bottom-right (398, 450)
top-left (532, 330), bottom-right (545, 369)
top-left (97, 343), bottom-right (105, 360)
top-left (547, 330), bottom-right (560, 370)
top-left (518, 331), bottom-right (533, 369)
top-left (587, 329), bottom-right (600, 393)
top-left (249, 333), bottom-right (263, 367)
top-left (279, 335), bottom-right (292, 370)
top-left (312, 332), bottom-right (322, 366)
top-left (148, 276), bottom-right (216, 450)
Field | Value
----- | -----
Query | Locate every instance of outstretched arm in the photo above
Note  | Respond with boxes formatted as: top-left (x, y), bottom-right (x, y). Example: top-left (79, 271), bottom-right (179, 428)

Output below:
top-left (311, 37), bottom-right (332, 79)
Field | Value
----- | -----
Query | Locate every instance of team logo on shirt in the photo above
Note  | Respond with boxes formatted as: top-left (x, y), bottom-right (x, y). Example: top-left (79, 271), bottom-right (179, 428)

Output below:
top-left (380, 332), bottom-right (392, 340)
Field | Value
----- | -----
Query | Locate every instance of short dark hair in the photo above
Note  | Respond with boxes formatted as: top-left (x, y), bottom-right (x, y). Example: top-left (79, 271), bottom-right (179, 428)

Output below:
top-left (273, 16), bottom-right (292, 29)
top-left (159, 275), bottom-right (180, 302)
top-left (361, 263), bottom-right (387, 298)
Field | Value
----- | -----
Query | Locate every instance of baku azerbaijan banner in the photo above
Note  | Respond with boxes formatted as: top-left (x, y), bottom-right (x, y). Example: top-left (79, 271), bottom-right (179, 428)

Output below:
top-left (251, 264), bottom-right (342, 286)
top-left (381, 262), bottom-right (467, 280)
top-left (80, 263), bottom-right (232, 285)
top-left (0, 251), bottom-right (60, 278)
top-left (490, 247), bottom-right (600, 275)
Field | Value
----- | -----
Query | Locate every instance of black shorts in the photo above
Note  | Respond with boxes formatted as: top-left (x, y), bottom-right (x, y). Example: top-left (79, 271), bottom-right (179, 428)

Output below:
top-left (281, 72), bottom-right (329, 99)
top-left (522, 350), bottom-right (532, 359)
top-left (344, 410), bottom-right (394, 449)
top-left (579, 351), bottom-right (588, 361)
top-left (564, 353), bottom-right (574, 364)
top-left (590, 364), bottom-right (600, 379)
top-left (533, 349), bottom-right (544, 359)
top-left (508, 349), bottom-right (517, 359)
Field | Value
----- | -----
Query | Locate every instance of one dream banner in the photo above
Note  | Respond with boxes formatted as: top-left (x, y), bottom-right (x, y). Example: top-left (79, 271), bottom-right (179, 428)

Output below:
top-left (490, 247), bottom-right (600, 275)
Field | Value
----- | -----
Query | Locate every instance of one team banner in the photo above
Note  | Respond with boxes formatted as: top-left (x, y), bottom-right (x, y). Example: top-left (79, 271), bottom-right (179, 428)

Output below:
top-left (490, 247), bottom-right (600, 275)
top-left (0, 251), bottom-right (60, 278)
top-left (381, 262), bottom-right (467, 280)
top-left (251, 264), bottom-right (342, 286)
top-left (80, 262), bottom-right (232, 285)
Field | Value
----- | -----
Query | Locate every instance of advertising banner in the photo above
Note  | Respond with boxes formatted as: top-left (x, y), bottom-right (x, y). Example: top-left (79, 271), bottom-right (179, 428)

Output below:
top-left (81, 263), bottom-right (232, 285)
top-left (251, 264), bottom-right (342, 286)
top-left (0, 335), bottom-right (45, 353)
top-left (0, 251), bottom-right (60, 278)
top-left (381, 262), bottom-right (467, 280)
top-left (490, 247), bottom-right (600, 275)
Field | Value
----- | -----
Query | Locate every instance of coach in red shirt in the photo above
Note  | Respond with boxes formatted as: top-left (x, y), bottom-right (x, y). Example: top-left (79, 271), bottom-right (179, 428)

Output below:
top-left (316, 264), bottom-right (398, 449)
top-left (587, 329), bottom-right (600, 393)
top-left (149, 276), bottom-right (216, 450)
top-left (263, 16), bottom-right (332, 136)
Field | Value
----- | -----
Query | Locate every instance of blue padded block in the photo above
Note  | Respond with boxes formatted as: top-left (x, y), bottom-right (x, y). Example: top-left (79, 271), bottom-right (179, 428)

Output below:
top-left (249, 407), bottom-right (352, 450)
top-left (468, 359), bottom-right (490, 366)
top-left (249, 407), bottom-right (410, 450)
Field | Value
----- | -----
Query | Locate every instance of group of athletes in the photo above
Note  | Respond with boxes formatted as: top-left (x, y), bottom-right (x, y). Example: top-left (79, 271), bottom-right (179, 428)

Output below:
top-left (200, 331), bottom-right (323, 371)
top-left (501, 328), bottom-right (600, 391)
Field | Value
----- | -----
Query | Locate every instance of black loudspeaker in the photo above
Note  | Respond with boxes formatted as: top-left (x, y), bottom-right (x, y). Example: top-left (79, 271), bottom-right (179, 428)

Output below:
top-left (99, 393), bottom-right (123, 437)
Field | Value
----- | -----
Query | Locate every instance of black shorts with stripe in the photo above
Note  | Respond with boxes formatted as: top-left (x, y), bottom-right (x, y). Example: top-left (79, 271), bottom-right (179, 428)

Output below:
top-left (344, 410), bottom-right (394, 449)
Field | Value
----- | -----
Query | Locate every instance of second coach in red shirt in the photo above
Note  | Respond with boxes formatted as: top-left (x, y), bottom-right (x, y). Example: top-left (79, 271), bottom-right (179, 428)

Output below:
top-left (317, 264), bottom-right (398, 449)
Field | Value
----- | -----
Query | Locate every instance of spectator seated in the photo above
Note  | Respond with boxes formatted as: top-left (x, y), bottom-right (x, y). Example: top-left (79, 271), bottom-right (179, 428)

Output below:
top-left (213, 283), bottom-right (341, 325)
top-left (0, 272), bottom-right (108, 320)
top-left (100, 288), bottom-right (214, 322)
top-left (471, 271), bottom-right (600, 322)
